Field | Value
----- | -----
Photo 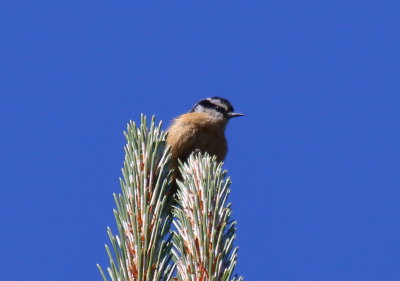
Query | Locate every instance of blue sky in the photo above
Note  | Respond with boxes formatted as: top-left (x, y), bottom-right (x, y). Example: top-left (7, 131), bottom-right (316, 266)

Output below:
top-left (1, 1), bottom-right (399, 281)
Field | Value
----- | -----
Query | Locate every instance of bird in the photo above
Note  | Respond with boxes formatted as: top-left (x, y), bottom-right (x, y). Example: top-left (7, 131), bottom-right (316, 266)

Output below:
top-left (167, 97), bottom-right (244, 187)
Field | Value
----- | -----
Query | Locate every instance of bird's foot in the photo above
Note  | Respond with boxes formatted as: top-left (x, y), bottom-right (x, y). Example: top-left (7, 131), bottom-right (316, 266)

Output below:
top-left (193, 149), bottom-right (202, 156)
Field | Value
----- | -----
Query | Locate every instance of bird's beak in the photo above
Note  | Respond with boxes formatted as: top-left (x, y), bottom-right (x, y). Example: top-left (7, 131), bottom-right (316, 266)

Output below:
top-left (227, 112), bottom-right (245, 118)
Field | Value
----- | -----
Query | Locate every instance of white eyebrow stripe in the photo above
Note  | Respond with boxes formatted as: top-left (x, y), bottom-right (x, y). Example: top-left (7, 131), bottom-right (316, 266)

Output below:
top-left (206, 98), bottom-right (229, 111)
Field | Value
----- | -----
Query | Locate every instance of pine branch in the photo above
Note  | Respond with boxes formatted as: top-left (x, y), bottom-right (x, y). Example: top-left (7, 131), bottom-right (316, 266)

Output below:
top-left (98, 115), bottom-right (175, 281)
top-left (172, 153), bottom-right (243, 281)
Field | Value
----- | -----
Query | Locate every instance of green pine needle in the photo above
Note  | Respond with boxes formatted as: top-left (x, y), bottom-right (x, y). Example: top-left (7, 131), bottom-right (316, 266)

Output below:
top-left (98, 115), bottom-right (174, 281)
top-left (172, 153), bottom-right (243, 281)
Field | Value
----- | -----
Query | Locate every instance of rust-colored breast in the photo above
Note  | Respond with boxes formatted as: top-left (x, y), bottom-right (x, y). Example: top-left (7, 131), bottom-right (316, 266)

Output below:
top-left (167, 112), bottom-right (228, 168)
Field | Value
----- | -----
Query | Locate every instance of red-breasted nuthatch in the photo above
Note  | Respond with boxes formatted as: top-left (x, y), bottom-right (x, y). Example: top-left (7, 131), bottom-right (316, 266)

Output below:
top-left (167, 97), bottom-right (244, 184)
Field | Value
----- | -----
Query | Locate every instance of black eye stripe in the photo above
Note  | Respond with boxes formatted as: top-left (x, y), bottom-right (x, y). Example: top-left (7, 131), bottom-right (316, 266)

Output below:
top-left (199, 100), bottom-right (225, 112)
top-left (199, 100), bottom-right (213, 108)
top-left (214, 105), bottom-right (225, 113)
top-left (190, 97), bottom-right (234, 114)
top-left (210, 97), bottom-right (234, 112)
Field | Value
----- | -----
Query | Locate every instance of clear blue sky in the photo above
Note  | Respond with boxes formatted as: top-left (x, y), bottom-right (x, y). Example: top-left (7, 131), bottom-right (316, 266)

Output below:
top-left (1, 1), bottom-right (399, 281)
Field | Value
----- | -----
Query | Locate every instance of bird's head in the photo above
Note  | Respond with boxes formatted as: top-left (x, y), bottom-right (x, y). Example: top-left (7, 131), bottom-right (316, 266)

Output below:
top-left (190, 97), bottom-right (244, 120)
